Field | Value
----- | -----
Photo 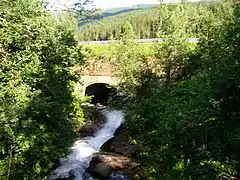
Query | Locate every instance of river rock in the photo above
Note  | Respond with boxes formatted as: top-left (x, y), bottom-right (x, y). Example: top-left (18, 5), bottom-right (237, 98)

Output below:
top-left (101, 127), bottom-right (138, 157)
top-left (101, 137), bottom-right (114, 152)
top-left (78, 108), bottom-right (106, 137)
top-left (82, 172), bottom-right (99, 180)
top-left (108, 171), bottom-right (133, 180)
top-left (87, 163), bottom-right (112, 178)
top-left (114, 123), bottom-right (126, 136)
top-left (109, 132), bottom-right (138, 157)
top-left (51, 159), bottom-right (61, 170)
top-left (86, 153), bottom-right (138, 179)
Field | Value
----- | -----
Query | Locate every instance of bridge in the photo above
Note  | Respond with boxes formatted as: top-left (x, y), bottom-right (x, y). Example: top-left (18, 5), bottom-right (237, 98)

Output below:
top-left (76, 38), bottom-right (199, 104)
top-left (75, 76), bottom-right (119, 105)
top-left (80, 38), bottom-right (199, 45)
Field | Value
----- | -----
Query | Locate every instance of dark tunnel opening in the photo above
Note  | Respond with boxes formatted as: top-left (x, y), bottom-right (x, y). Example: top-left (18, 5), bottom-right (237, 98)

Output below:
top-left (85, 83), bottom-right (112, 105)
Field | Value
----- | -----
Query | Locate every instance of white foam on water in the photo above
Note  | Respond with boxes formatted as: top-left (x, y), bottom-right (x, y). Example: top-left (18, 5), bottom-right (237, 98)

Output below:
top-left (49, 109), bottom-right (124, 180)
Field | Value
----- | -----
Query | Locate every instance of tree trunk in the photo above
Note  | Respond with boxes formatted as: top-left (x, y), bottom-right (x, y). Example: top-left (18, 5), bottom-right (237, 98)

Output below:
top-left (166, 68), bottom-right (171, 84)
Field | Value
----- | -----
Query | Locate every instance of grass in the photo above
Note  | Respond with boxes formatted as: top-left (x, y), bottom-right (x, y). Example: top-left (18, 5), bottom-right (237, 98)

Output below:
top-left (82, 43), bottom-right (155, 57)
top-left (82, 42), bottom-right (197, 58)
top-left (83, 44), bottom-right (114, 57)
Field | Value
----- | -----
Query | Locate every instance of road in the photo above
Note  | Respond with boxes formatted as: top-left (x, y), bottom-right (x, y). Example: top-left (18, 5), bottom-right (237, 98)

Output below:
top-left (80, 38), bottom-right (199, 45)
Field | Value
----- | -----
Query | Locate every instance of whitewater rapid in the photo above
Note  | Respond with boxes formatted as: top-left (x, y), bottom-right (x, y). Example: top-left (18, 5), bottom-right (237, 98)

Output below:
top-left (49, 109), bottom-right (124, 180)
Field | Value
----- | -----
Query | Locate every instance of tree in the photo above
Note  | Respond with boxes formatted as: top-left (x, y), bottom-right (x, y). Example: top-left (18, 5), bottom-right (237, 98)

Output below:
top-left (78, 8), bottom-right (159, 41)
top-left (0, 0), bottom-right (86, 178)
top-left (155, 4), bottom-right (192, 82)
top-left (121, 1), bottom-right (240, 179)
top-left (114, 21), bottom-right (143, 97)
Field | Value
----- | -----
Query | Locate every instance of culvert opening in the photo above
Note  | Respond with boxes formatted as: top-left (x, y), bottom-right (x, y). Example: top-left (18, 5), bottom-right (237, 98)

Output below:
top-left (85, 83), bottom-right (113, 105)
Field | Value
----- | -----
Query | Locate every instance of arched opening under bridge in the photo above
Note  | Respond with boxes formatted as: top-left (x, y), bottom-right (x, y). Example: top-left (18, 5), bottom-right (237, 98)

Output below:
top-left (85, 83), bottom-right (113, 105)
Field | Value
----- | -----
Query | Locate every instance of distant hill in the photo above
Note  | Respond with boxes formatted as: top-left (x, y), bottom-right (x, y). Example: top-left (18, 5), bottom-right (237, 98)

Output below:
top-left (77, 1), bottom-right (221, 41)
top-left (78, 7), bottom-right (158, 41)
top-left (101, 4), bottom-right (157, 18)
top-left (79, 4), bottom-right (157, 26)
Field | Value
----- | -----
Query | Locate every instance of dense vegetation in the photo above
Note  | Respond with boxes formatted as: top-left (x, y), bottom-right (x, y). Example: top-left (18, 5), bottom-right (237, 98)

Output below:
top-left (113, 1), bottom-right (240, 179)
top-left (0, 0), bottom-right (87, 179)
top-left (80, 4), bottom-right (156, 24)
top-left (2, 0), bottom-right (240, 179)
top-left (78, 8), bottom-right (158, 41)
top-left (78, 1), bottom-right (221, 41)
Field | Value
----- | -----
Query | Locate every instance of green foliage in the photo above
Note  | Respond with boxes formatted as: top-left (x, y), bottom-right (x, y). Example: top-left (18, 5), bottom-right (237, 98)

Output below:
top-left (119, 1), bottom-right (240, 179)
top-left (78, 8), bottom-right (158, 41)
top-left (155, 3), bottom-right (194, 82)
top-left (82, 42), bottom-right (155, 59)
top-left (53, 11), bottom-right (80, 38)
top-left (0, 0), bottom-right (86, 179)
top-left (78, 2), bottom-right (222, 41)
top-left (82, 44), bottom-right (115, 58)
top-left (102, 4), bottom-right (156, 15)
top-left (113, 22), bottom-right (144, 97)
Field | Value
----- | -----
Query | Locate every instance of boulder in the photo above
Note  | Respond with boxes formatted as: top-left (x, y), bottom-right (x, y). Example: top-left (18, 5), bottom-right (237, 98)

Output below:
top-left (101, 123), bottom-right (127, 152)
top-left (78, 108), bottom-right (106, 137)
top-left (114, 123), bottom-right (126, 136)
top-left (87, 163), bottom-right (112, 178)
top-left (101, 137), bottom-right (114, 152)
top-left (86, 153), bottom-right (138, 179)
top-left (109, 132), bottom-right (138, 157)
top-left (51, 159), bottom-right (61, 170)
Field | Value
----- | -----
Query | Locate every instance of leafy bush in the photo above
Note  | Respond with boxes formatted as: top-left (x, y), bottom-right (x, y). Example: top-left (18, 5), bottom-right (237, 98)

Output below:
top-left (112, 22), bottom-right (145, 97)
top-left (0, 0), bottom-right (86, 179)
top-left (122, 1), bottom-right (240, 179)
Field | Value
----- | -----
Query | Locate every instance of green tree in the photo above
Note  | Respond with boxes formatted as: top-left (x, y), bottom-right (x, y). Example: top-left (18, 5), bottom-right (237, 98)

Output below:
top-left (122, 1), bottom-right (240, 179)
top-left (155, 4), bottom-right (192, 82)
top-left (0, 0), bottom-right (87, 179)
top-left (114, 21), bottom-right (143, 97)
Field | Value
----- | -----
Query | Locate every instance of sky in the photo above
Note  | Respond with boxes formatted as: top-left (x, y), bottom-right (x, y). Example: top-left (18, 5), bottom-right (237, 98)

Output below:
top-left (47, 0), bottom-right (203, 11)
top-left (93, 0), bottom-right (159, 9)
top-left (47, 0), bottom-right (159, 10)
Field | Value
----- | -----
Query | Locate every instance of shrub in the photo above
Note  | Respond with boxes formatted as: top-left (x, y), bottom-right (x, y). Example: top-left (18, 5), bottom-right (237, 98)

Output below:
top-left (0, 0), bottom-right (86, 178)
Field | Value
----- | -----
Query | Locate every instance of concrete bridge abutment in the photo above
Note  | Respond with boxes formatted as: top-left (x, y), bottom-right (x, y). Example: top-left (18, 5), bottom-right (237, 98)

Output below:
top-left (75, 75), bottom-right (119, 105)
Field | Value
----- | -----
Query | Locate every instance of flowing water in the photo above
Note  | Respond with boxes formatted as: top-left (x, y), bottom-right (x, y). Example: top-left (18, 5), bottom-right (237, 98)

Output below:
top-left (49, 109), bottom-right (124, 180)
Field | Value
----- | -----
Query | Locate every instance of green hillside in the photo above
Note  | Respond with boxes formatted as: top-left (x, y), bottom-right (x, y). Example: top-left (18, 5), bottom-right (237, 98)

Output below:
top-left (102, 4), bottom-right (156, 15)
top-left (78, 1), bottom-right (221, 41)
top-left (78, 5), bottom-right (158, 41)
top-left (79, 4), bottom-right (156, 26)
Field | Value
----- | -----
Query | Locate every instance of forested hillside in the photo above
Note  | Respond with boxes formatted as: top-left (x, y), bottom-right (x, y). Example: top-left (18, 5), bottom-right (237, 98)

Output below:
top-left (97, 4), bottom-right (156, 19)
top-left (79, 3), bottom-right (156, 25)
top-left (78, 6), bottom-right (158, 41)
top-left (78, 1), bottom-right (221, 41)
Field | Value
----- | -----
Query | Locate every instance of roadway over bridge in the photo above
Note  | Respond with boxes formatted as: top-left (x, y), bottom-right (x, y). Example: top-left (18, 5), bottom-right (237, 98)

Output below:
top-left (80, 38), bottom-right (199, 45)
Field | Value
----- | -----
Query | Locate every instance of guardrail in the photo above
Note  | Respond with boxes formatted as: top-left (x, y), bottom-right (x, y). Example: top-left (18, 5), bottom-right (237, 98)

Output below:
top-left (79, 38), bottom-right (199, 45)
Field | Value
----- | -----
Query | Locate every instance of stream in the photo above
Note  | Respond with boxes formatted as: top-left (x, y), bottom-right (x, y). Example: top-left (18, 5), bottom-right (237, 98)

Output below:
top-left (49, 109), bottom-right (124, 180)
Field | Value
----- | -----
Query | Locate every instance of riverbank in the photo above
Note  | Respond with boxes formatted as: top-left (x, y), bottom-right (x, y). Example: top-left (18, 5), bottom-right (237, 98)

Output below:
top-left (78, 106), bottom-right (107, 138)
top-left (49, 109), bottom-right (124, 179)
top-left (85, 122), bottom-right (143, 180)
